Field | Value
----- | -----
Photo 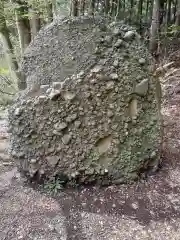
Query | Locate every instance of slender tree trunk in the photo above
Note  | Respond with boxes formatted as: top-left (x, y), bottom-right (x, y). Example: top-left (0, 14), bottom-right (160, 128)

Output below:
top-left (104, 0), bottom-right (110, 15)
top-left (123, 0), bottom-right (126, 12)
top-left (137, 0), bottom-right (143, 33)
top-left (116, 0), bottom-right (122, 20)
top-left (149, 0), bottom-right (160, 55)
top-left (176, 0), bottom-right (180, 25)
top-left (88, 0), bottom-right (96, 15)
top-left (29, 8), bottom-right (41, 39)
top-left (1, 30), bottom-right (26, 90)
top-left (110, 0), bottom-right (118, 18)
top-left (15, 13), bottom-right (31, 56)
top-left (129, 0), bottom-right (134, 23)
top-left (90, 0), bottom-right (95, 15)
top-left (0, 32), bottom-right (26, 90)
top-left (149, 0), bottom-right (154, 23)
top-left (173, 0), bottom-right (177, 23)
top-left (167, 0), bottom-right (171, 24)
top-left (0, 24), bottom-right (18, 72)
top-left (80, 0), bottom-right (85, 15)
top-left (47, 3), bottom-right (53, 22)
top-left (145, 0), bottom-right (150, 22)
top-left (47, 0), bottom-right (58, 22)
top-left (71, 0), bottom-right (79, 16)
top-left (52, 0), bottom-right (57, 18)
top-left (0, 32), bottom-right (19, 81)
top-left (12, 0), bottom-right (31, 56)
top-left (159, 0), bottom-right (165, 26)
top-left (163, 0), bottom-right (167, 24)
top-left (0, 1), bottom-right (19, 75)
top-left (96, 0), bottom-right (100, 11)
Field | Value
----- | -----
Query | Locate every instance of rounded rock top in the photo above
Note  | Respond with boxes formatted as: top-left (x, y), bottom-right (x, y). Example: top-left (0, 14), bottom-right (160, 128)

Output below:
top-left (20, 16), bottom-right (147, 91)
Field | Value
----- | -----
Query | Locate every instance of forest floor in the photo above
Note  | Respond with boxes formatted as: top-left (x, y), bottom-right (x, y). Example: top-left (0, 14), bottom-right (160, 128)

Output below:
top-left (1, 69), bottom-right (180, 239)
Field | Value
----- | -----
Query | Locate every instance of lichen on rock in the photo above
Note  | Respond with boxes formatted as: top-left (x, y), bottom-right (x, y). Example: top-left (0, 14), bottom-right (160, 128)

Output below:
top-left (8, 16), bottom-right (162, 185)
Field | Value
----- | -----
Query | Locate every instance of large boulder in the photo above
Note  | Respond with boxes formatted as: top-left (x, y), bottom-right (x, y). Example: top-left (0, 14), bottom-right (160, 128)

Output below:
top-left (8, 16), bottom-right (162, 185)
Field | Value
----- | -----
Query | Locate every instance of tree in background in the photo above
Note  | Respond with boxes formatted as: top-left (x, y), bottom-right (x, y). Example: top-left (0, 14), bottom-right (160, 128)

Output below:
top-left (176, 0), bottom-right (180, 25)
top-left (0, 0), bottom-right (55, 91)
top-left (149, 0), bottom-right (160, 55)
top-left (11, 0), bottom-right (31, 56)
top-left (0, 0), bottom-right (19, 91)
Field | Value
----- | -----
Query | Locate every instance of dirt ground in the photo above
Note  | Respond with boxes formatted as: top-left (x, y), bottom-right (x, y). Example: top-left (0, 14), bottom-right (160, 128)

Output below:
top-left (1, 69), bottom-right (180, 239)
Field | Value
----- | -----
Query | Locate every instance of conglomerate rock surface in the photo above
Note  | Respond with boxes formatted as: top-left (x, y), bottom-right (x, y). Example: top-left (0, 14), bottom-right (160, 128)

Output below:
top-left (8, 16), bottom-right (162, 184)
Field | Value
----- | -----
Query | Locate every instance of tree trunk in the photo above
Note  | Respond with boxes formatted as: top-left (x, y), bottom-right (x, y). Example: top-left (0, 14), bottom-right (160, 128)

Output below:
top-left (0, 1), bottom-right (19, 73)
top-left (171, 0), bottom-right (178, 24)
top-left (15, 14), bottom-right (31, 56)
top-left (80, 0), bottom-right (85, 15)
top-left (47, 2), bottom-right (54, 23)
top-left (104, 0), bottom-right (110, 15)
top-left (167, 0), bottom-right (171, 24)
top-left (159, 0), bottom-right (165, 26)
top-left (96, 0), bottom-right (100, 11)
top-left (176, 0), bottom-right (180, 25)
top-left (90, 0), bottom-right (96, 15)
top-left (149, 0), bottom-right (154, 24)
top-left (171, 0), bottom-right (177, 24)
top-left (149, 0), bottom-right (160, 55)
top-left (129, 0), bottom-right (134, 23)
top-left (116, 0), bottom-right (122, 20)
top-left (123, 0), bottom-right (126, 12)
top-left (1, 31), bottom-right (26, 90)
top-left (52, 0), bottom-right (57, 18)
top-left (137, 0), bottom-right (143, 33)
top-left (71, 0), bottom-right (79, 16)
top-left (1, 0), bottom-right (29, 89)
top-left (146, 0), bottom-right (150, 21)
top-left (29, 8), bottom-right (41, 39)
top-left (13, 1), bottom-right (31, 56)
top-left (110, 0), bottom-right (118, 18)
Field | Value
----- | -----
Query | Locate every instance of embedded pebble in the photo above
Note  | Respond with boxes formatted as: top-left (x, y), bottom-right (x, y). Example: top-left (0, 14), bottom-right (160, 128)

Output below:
top-left (110, 73), bottom-right (118, 80)
top-left (124, 30), bottom-right (135, 40)
top-left (114, 39), bottom-right (123, 47)
top-left (14, 108), bottom-right (22, 116)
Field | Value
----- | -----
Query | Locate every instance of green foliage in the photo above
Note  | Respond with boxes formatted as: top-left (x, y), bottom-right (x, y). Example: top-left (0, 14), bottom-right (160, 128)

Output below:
top-left (44, 177), bottom-right (64, 194)
top-left (0, 67), bottom-right (9, 75)
top-left (56, 0), bottom-right (70, 15)
top-left (4, 0), bottom-right (52, 23)
top-left (160, 24), bottom-right (180, 41)
top-left (167, 24), bottom-right (180, 35)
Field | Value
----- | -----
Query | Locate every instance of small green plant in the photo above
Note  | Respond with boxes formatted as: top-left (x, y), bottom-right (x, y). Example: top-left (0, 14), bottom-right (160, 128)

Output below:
top-left (161, 24), bottom-right (180, 39)
top-left (44, 177), bottom-right (64, 194)
top-left (168, 24), bottom-right (180, 35)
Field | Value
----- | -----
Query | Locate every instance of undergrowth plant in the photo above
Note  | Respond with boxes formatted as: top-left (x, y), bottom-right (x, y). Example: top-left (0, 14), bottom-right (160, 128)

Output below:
top-left (44, 177), bottom-right (64, 194)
